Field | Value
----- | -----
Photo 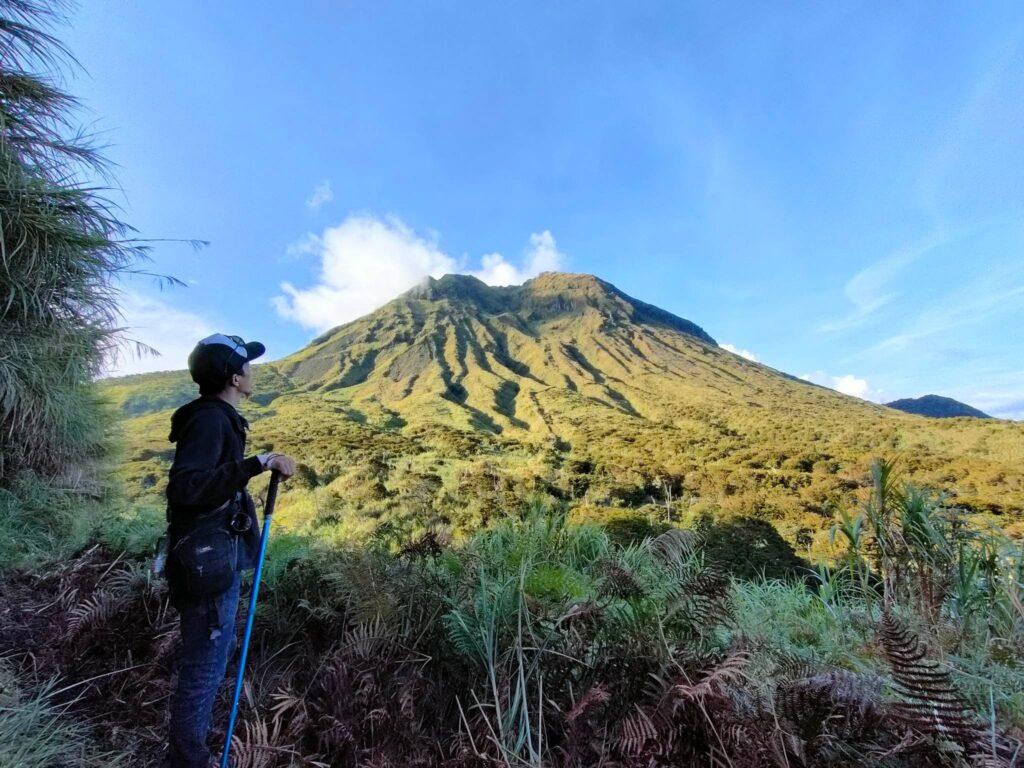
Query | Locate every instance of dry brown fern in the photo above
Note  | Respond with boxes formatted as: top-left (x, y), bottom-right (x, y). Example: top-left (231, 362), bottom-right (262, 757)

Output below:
top-left (776, 669), bottom-right (887, 752)
top-left (231, 715), bottom-right (329, 768)
top-left (879, 608), bottom-right (1001, 763)
top-left (613, 704), bottom-right (658, 757)
top-left (67, 588), bottom-right (120, 638)
top-left (663, 566), bottom-right (733, 632)
top-left (593, 558), bottom-right (644, 599)
top-left (659, 651), bottom-right (749, 712)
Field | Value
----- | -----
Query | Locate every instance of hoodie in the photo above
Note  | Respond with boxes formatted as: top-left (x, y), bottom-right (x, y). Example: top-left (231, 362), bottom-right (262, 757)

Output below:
top-left (166, 396), bottom-right (265, 522)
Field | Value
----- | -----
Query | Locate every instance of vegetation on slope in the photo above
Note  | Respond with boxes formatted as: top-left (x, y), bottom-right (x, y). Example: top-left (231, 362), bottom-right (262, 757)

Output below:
top-left (3, 462), bottom-right (1023, 766)
top-left (103, 273), bottom-right (1024, 561)
top-left (103, 278), bottom-right (1024, 564)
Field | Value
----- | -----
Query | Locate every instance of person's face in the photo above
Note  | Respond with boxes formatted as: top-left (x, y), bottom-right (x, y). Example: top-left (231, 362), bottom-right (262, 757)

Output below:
top-left (232, 362), bottom-right (254, 397)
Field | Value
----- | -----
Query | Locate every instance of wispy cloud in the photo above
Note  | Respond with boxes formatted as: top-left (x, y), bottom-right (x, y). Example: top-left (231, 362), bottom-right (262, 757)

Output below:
top-left (284, 232), bottom-right (322, 260)
top-left (990, 400), bottom-right (1024, 420)
top-left (273, 215), bottom-right (565, 333)
top-left (818, 230), bottom-right (949, 333)
top-left (959, 393), bottom-right (1024, 420)
top-left (916, 27), bottom-right (1024, 217)
top-left (305, 180), bottom-right (334, 212)
top-left (102, 290), bottom-right (215, 377)
top-left (868, 275), bottom-right (1024, 355)
top-left (945, 373), bottom-right (1024, 421)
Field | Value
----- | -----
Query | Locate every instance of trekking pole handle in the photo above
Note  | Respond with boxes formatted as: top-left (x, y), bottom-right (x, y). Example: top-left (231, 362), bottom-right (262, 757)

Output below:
top-left (264, 469), bottom-right (281, 518)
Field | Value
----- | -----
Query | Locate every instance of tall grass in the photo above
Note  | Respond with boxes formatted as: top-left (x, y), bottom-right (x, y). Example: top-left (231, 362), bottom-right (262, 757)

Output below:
top-left (0, 0), bottom-right (154, 482)
top-left (0, 470), bottom-right (100, 569)
top-left (0, 661), bottom-right (124, 767)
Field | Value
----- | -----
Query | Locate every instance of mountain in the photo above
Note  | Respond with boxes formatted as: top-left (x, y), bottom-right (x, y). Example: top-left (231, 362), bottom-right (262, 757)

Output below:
top-left (103, 272), bottom-right (1024, 547)
top-left (268, 271), bottom-right (891, 434)
top-left (274, 271), bottom-right (722, 432)
top-left (886, 395), bottom-right (992, 419)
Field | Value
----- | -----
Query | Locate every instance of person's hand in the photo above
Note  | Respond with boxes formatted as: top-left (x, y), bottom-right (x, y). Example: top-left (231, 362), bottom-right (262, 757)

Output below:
top-left (267, 454), bottom-right (296, 479)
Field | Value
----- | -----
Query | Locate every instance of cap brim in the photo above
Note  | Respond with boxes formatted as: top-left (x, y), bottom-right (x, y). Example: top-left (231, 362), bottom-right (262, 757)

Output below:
top-left (244, 341), bottom-right (266, 362)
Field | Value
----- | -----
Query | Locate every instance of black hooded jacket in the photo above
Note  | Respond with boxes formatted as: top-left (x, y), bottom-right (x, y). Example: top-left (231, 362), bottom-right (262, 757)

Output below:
top-left (166, 397), bottom-right (264, 577)
top-left (167, 396), bottom-right (264, 519)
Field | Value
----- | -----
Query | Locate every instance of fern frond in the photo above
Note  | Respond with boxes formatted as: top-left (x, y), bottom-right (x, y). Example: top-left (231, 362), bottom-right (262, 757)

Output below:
top-left (614, 704), bottom-right (657, 756)
top-left (662, 651), bottom-right (749, 711)
top-left (593, 557), bottom-right (644, 599)
top-left (879, 609), bottom-right (985, 753)
top-left (67, 588), bottom-right (119, 638)
top-left (648, 528), bottom-right (700, 566)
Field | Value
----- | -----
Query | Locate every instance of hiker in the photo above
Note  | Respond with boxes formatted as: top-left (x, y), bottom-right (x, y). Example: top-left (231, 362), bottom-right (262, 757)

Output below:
top-left (163, 334), bottom-right (296, 768)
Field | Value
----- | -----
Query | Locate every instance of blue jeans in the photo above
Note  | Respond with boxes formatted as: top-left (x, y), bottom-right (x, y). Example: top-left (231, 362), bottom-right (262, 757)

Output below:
top-left (167, 574), bottom-right (241, 767)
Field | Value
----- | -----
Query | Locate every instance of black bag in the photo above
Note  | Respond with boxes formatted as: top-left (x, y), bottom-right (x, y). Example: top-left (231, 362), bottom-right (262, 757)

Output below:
top-left (170, 503), bottom-right (239, 598)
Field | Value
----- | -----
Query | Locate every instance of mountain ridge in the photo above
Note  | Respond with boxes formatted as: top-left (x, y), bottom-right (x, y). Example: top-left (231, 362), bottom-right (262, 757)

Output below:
top-left (886, 394), bottom-right (992, 419)
top-left (310, 272), bottom-right (717, 347)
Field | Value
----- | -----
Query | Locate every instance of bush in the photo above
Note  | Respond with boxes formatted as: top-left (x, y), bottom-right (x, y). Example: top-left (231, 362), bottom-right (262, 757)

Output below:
top-left (569, 504), bottom-right (670, 546)
top-left (600, 509), bottom-right (671, 546)
top-left (700, 516), bottom-right (810, 581)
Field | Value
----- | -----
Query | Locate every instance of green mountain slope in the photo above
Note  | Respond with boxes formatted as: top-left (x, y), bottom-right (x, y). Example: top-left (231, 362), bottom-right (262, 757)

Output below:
top-left (273, 272), bottom-right (721, 432)
top-left (103, 272), bottom-right (1024, 550)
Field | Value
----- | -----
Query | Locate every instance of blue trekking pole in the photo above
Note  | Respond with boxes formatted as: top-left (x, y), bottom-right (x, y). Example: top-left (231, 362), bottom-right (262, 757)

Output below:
top-left (220, 469), bottom-right (281, 768)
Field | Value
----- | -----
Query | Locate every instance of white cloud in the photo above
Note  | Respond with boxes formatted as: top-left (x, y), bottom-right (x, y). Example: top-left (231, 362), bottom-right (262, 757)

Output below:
top-left (525, 230), bottom-right (564, 273)
top-left (945, 377), bottom-right (1024, 421)
top-left (800, 370), bottom-right (876, 401)
top-left (274, 215), bottom-right (566, 333)
top-left (469, 230), bottom-right (564, 286)
top-left (305, 180), bottom-right (334, 212)
top-left (972, 394), bottom-right (1024, 421)
top-left (473, 252), bottom-right (524, 286)
top-left (719, 343), bottom-right (759, 362)
top-left (274, 215), bottom-right (455, 332)
top-left (102, 290), bottom-right (215, 377)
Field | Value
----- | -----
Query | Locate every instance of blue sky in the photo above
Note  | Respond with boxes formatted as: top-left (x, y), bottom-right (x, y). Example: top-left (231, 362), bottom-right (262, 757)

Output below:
top-left (66, 2), bottom-right (1023, 418)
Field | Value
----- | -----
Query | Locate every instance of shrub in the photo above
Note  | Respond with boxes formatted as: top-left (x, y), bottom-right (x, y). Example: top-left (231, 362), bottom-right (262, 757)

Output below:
top-left (700, 516), bottom-right (811, 581)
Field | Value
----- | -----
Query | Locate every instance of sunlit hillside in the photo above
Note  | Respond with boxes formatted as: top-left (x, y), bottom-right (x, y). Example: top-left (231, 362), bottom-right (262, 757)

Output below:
top-left (103, 272), bottom-right (1024, 553)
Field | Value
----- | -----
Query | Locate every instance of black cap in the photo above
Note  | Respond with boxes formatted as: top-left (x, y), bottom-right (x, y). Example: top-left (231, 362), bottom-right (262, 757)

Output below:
top-left (188, 333), bottom-right (266, 385)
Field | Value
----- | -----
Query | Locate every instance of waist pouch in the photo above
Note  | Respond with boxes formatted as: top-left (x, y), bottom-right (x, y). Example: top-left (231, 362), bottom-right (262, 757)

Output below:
top-left (170, 499), bottom-right (240, 598)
